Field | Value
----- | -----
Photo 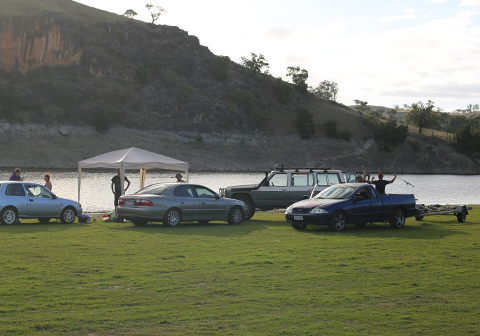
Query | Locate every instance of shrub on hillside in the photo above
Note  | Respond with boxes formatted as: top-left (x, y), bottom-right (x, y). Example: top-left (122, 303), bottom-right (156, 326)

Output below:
top-left (322, 119), bottom-right (352, 141)
top-left (295, 108), bottom-right (315, 139)
top-left (211, 55), bottom-right (230, 81)
top-left (227, 89), bottom-right (257, 112)
top-left (94, 110), bottom-right (109, 133)
top-left (135, 65), bottom-right (149, 84)
top-left (271, 78), bottom-right (294, 104)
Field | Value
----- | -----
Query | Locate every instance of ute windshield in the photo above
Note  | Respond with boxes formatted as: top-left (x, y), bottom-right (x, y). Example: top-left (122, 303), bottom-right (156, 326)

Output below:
top-left (313, 185), bottom-right (357, 199)
top-left (135, 184), bottom-right (170, 195)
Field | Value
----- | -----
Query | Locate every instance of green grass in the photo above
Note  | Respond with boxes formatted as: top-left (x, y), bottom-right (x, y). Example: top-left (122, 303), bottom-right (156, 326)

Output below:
top-left (0, 208), bottom-right (479, 335)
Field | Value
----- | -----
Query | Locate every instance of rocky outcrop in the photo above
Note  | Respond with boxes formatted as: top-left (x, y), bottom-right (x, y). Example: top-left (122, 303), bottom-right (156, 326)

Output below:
top-left (0, 12), bottom-right (83, 72)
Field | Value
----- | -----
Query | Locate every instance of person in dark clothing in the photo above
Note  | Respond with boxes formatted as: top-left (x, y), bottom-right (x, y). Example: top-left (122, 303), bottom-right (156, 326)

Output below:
top-left (111, 169), bottom-right (131, 218)
top-left (9, 168), bottom-right (23, 181)
top-left (370, 172), bottom-right (396, 194)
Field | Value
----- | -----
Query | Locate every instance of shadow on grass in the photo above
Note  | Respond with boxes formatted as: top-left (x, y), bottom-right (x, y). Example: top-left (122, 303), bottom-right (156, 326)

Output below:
top-left (294, 219), bottom-right (468, 239)
top-left (0, 220), bottom-right (90, 234)
top-left (104, 218), bottom-right (271, 237)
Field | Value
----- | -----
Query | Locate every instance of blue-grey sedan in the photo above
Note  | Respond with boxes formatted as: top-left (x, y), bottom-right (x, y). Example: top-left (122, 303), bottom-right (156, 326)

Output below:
top-left (0, 181), bottom-right (82, 225)
top-left (117, 183), bottom-right (247, 226)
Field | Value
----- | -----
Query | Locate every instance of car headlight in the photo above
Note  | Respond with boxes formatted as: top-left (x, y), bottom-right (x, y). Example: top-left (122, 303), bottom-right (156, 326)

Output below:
top-left (310, 207), bottom-right (329, 214)
top-left (285, 205), bottom-right (293, 214)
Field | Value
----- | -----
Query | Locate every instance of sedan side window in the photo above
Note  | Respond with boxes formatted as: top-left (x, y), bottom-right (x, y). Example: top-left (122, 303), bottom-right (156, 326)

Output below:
top-left (6, 184), bottom-right (26, 197)
top-left (25, 185), bottom-right (53, 199)
top-left (175, 185), bottom-right (195, 198)
top-left (194, 187), bottom-right (216, 199)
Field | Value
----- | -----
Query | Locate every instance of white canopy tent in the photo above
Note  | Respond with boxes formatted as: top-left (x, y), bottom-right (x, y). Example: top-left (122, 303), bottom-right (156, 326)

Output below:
top-left (77, 147), bottom-right (189, 202)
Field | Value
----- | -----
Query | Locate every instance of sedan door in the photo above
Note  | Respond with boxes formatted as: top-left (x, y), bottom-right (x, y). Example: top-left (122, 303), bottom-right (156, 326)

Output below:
top-left (4, 184), bottom-right (28, 216)
top-left (24, 184), bottom-right (60, 217)
top-left (194, 186), bottom-right (227, 220)
top-left (173, 185), bottom-right (200, 220)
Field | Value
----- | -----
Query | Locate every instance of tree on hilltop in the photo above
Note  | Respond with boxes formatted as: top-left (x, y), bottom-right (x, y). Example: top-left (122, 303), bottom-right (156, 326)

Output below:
top-left (145, 4), bottom-right (166, 24)
top-left (123, 9), bottom-right (138, 21)
top-left (311, 80), bottom-right (338, 101)
top-left (240, 53), bottom-right (270, 75)
top-left (354, 100), bottom-right (370, 116)
top-left (286, 66), bottom-right (308, 93)
top-left (405, 100), bottom-right (438, 134)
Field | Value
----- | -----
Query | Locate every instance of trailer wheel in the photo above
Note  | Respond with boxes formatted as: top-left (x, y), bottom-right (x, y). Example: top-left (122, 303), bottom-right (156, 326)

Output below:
top-left (390, 209), bottom-right (405, 228)
top-left (456, 208), bottom-right (467, 223)
top-left (415, 216), bottom-right (424, 221)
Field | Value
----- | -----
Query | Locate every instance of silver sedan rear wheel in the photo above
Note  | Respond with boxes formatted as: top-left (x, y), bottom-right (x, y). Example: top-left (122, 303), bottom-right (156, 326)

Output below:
top-left (1, 208), bottom-right (17, 225)
top-left (164, 208), bottom-right (181, 227)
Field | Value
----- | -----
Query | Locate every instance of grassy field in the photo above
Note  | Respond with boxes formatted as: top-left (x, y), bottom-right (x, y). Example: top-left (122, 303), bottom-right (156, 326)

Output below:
top-left (0, 209), bottom-right (479, 335)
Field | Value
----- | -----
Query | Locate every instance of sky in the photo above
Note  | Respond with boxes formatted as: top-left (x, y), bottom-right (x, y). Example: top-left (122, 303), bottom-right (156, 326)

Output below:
top-left (73, 0), bottom-right (480, 111)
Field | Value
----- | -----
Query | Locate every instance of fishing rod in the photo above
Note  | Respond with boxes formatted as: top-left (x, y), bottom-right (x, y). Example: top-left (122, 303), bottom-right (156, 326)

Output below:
top-left (397, 176), bottom-right (414, 187)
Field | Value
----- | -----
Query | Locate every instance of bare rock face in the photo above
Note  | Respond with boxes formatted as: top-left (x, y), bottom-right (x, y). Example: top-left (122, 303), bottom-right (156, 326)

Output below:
top-left (0, 12), bottom-right (83, 72)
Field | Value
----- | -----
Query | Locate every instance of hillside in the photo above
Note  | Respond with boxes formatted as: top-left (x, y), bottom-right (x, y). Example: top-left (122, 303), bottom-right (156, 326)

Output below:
top-left (0, 0), bottom-right (478, 174)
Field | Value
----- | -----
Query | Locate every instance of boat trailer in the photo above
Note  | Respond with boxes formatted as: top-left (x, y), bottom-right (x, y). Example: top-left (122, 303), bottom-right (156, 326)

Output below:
top-left (415, 204), bottom-right (472, 222)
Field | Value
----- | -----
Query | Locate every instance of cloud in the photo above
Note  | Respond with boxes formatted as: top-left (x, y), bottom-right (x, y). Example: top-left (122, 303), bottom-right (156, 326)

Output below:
top-left (379, 15), bottom-right (419, 22)
top-left (431, 0), bottom-right (448, 3)
top-left (264, 26), bottom-right (299, 39)
top-left (460, 0), bottom-right (480, 6)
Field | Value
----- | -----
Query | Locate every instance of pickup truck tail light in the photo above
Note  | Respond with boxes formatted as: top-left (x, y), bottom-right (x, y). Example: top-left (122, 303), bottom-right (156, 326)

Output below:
top-left (119, 199), bottom-right (153, 206)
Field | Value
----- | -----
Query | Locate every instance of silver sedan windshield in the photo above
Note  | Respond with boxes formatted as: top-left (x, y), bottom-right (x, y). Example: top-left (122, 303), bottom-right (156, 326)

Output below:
top-left (314, 186), bottom-right (357, 199)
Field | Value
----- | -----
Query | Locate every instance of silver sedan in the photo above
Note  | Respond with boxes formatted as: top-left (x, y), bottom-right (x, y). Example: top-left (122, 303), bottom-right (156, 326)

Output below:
top-left (0, 181), bottom-right (82, 225)
top-left (117, 183), bottom-right (247, 226)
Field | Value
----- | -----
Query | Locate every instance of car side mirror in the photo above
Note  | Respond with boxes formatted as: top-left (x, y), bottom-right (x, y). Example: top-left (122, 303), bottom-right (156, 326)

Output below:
top-left (214, 193), bottom-right (221, 200)
top-left (355, 195), bottom-right (364, 202)
top-left (52, 194), bottom-right (57, 199)
top-left (302, 195), bottom-right (309, 199)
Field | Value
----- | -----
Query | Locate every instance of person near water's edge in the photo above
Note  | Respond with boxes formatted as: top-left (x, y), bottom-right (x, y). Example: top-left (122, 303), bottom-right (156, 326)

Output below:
top-left (363, 168), bottom-right (397, 194)
top-left (111, 169), bottom-right (130, 220)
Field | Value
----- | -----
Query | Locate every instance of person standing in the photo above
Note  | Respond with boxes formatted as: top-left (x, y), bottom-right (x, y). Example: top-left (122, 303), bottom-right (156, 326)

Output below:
top-left (371, 172), bottom-right (396, 194)
top-left (9, 168), bottom-right (23, 181)
top-left (111, 169), bottom-right (130, 219)
top-left (44, 174), bottom-right (52, 190)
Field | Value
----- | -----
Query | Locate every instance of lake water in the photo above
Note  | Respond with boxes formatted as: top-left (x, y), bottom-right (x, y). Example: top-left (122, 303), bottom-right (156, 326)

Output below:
top-left (2, 169), bottom-right (479, 213)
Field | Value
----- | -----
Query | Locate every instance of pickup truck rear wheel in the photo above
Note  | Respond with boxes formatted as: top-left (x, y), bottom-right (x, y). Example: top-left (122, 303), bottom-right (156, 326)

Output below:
top-left (390, 209), bottom-right (405, 228)
top-left (242, 199), bottom-right (255, 220)
top-left (329, 211), bottom-right (346, 231)
top-left (291, 223), bottom-right (307, 230)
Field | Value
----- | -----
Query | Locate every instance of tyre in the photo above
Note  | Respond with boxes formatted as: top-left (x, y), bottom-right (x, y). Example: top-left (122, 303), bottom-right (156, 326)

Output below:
top-left (389, 209), bottom-right (405, 228)
top-left (291, 222), bottom-right (307, 230)
top-left (197, 220), bottom-right (209, 225)
top-left (38, 218), bottom-right (51, 223)
top-left (132, 219), bottom-right (148, 226)
top-left (60, 207), bottom-right (76, 224)
top-left (228, 206), bottom-right (243, 225)
top-left (329, 211), bottom-right (346, 231)
top-left (242, 199), bottom-right (255, 220)
top-left (456, 208), bottom-right (467, 223)
top-left (1, 207), bottom-right (17, 225)
top-left (163, 208), bottom-right (182, 227)
top-left (354, 222), bottom-right (367, 228)
top-left (415, 216), bottom-right (424, 221)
